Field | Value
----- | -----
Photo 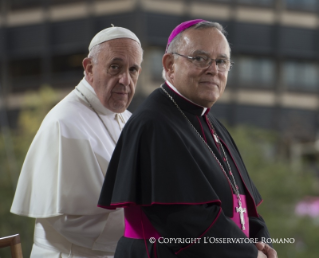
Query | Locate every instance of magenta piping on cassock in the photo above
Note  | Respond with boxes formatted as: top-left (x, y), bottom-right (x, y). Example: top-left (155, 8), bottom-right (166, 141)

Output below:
top-left (209, 149), bottom-right (235, 204)
top-left (219, 137), bottom-right (259, 217)
top-left (196, 116), bottom-right (207, 143)
top-left (204, 114), bottom-right (220, 151)
top-left (256, 199), bottom-right (263, 207)
top-left (175, 195), bottom-right (249, 255)
top-left (98, 200), bottom-right (223, 209)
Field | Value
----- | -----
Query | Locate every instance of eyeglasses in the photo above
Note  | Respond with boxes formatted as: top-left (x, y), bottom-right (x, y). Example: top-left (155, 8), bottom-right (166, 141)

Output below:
top-left (172, 52), bottom-right (233, 72)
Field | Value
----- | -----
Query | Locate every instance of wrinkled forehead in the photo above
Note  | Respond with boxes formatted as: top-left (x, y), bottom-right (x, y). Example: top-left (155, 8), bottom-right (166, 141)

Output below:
top-left (179, 28), bottom-right (230, 57)
top-left (104, 38), bottom-right (142, 52)
top-left (98, 39), bottom-right (143, 66)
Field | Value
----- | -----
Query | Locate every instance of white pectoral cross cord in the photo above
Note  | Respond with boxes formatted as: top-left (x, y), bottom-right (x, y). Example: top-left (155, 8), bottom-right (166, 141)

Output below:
top-left (236, 201), bottom-right (247, 230)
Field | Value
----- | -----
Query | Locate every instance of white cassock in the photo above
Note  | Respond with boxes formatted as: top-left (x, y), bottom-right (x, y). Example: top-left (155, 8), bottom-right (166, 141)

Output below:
top-left (11, 78), bottom-right (130, 258)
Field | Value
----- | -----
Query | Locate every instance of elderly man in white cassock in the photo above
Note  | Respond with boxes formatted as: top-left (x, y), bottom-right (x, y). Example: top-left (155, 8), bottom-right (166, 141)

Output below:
top-left (10, 26), bottom-right (143, 257)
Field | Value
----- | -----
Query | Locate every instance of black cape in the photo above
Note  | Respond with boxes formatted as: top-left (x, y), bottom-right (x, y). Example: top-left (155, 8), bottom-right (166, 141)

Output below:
top-left (99, 83), bottom-right (271, 257)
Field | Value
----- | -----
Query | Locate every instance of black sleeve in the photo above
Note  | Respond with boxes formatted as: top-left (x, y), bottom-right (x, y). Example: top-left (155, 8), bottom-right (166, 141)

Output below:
top-left (249, 215), bottom-right (273, 247)
top-left (142, 204), bottom-right (259, 258)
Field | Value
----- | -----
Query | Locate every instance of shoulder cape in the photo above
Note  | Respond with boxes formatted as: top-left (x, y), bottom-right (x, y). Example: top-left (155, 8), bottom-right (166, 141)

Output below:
top-left (99, 85), bottom-right (262, 217)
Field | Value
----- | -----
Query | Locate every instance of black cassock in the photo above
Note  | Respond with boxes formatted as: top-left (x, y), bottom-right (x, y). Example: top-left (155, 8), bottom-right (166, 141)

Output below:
top-left (98, 83), bottom-right (271, 258)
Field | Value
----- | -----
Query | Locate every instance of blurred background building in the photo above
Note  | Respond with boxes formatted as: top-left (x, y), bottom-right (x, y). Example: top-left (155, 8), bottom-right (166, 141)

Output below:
top-left (0, 0), bottom-right (319, 159)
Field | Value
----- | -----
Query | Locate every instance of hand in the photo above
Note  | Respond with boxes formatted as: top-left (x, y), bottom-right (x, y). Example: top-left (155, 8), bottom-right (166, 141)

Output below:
top-left (257, 250), bottom-right (267, 258)
top-left (255, 242), bottom-right (278, 258)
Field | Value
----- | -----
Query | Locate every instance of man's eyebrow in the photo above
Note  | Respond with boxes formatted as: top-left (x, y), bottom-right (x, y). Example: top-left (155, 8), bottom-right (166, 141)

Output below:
top-left (111, 58), bottom-right (124, 62)
top-left (192, 50), bottom-right (229, 59)
top-left (110, 58), bottom-right (141, 69)
top-left (192, 50), bottom-right (210, 56)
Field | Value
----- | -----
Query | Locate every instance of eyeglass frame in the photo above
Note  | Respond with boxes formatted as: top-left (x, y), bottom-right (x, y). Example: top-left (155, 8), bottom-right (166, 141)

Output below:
top-left (171, 52), bottom-right (234, 72)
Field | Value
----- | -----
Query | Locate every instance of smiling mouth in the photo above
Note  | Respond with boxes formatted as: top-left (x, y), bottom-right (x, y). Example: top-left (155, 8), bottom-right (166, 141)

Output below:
top-left (199, 81), bottom-right (219, 87)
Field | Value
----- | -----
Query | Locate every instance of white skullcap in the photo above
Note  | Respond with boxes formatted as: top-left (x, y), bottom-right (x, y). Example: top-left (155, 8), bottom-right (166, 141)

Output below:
top-left (88, 26), bottom-right (140, 51)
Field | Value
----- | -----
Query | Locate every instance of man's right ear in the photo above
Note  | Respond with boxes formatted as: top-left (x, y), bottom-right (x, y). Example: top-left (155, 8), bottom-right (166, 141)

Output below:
top-left (83, 58), bottom-right (93, 83)
top-left (162, 53), bottom-right (175, 80)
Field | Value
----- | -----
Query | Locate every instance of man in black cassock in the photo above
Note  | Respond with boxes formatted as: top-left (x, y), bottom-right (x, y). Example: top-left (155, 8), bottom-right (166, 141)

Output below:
top-left (98, 19), bottom-right (278, 258)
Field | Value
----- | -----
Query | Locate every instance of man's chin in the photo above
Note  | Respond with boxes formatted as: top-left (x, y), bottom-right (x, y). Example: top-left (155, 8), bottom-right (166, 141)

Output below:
top-left (198, 93), bottom-right (220, 106)
top-left (109, 102), bottom-right (128, 113)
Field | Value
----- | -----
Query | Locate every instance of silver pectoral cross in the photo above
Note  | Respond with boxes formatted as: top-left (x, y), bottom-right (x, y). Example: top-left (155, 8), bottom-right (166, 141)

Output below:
top-left (236, 201), bottom-right (247, 230)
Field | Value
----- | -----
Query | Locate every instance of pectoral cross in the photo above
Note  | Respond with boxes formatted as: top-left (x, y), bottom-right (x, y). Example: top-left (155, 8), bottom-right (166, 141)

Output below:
top-left (236, 201), bottom-right (246, 230)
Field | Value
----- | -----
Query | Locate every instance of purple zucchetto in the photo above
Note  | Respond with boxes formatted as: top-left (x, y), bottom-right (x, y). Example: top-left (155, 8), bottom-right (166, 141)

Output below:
top-left (165, 19), bottom-right (206, 52)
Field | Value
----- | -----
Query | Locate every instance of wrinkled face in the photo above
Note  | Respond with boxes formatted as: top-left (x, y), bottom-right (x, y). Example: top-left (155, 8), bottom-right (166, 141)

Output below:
top-left (165, 28), bottom-right (230, 108)
top-left (83, 38), bottom-right (143, 113)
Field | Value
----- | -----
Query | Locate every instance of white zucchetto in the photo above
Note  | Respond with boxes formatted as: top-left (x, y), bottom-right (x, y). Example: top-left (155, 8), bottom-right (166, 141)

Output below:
top-left (88, 26), bottom-right (140, 51)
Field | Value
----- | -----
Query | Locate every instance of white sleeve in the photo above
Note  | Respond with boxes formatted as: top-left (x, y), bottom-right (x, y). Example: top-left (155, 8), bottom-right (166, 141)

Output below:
top-left (42, 209), bottom-right (124, 252)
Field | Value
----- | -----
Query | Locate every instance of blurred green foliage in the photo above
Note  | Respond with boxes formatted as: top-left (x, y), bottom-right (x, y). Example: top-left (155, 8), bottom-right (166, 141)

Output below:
top-left (228, 126), bottom-right (319, 258)
top-left (0, 86), bottom-right (59, 258)
top-left (0, 86), bottom-right (318, 257)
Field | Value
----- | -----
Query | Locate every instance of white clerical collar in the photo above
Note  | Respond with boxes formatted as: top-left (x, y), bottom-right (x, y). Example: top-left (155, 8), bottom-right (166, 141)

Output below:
top-left (75, 78), bottom-right (115, 116)
top-left (165, 80), bottom-right (207, 116)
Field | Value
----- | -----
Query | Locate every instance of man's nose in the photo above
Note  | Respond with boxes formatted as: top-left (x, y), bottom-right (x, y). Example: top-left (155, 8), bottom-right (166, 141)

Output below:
top-left (206, 60), bottom-right (218, 74)
top-left (119, 71), bottom-right (130, 86)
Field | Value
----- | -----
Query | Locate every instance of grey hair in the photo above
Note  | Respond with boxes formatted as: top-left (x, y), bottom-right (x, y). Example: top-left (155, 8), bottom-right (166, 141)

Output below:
top-left (88, 44), bottom-right (103, 64)
top-left (83, 44), bottom-right (103, 76)
top-left (162, 21), bottom-right (229, 80)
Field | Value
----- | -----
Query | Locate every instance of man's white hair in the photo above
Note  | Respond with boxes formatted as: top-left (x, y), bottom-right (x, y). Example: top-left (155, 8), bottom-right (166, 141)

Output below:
top-left (88, 44), bottom-right (103, 64)
top-left (83, 44), bottom-right (102, 76)
top-left (162, 21), bottom-right (229, 81)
